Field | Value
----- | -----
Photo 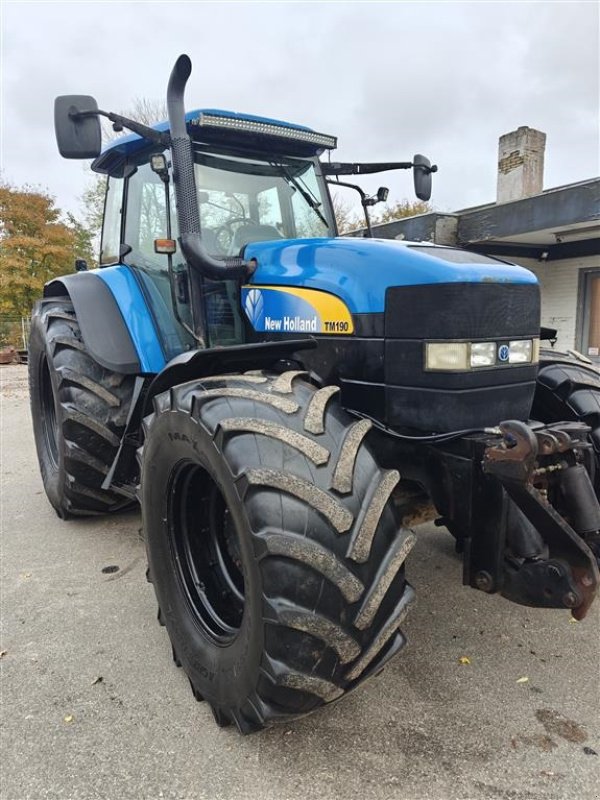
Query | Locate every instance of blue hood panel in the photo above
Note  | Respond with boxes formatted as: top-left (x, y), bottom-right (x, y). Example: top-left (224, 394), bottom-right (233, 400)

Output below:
top-left (244, 238), bottom-right (538, 314)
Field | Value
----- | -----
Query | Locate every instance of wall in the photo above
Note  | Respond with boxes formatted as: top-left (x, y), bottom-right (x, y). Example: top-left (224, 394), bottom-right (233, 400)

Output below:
top-left (514, 256), bottom-right (598, 351)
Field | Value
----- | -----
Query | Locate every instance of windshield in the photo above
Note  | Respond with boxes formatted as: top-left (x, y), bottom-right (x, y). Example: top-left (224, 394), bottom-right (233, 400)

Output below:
top-left (123, 152), bottom-right (333, 268)
top-left (192, 150), bottom-right (332, 254)
top-left (120, 151), bottom-right (333, 356)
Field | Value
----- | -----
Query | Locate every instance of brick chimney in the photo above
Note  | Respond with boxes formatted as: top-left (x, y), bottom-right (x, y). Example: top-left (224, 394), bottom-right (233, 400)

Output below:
top-left (497, 126), bottom-right (546, 203)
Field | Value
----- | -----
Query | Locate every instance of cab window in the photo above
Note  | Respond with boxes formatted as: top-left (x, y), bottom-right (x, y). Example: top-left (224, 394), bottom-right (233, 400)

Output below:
top-left (99, 177), bottom-right (124, 265)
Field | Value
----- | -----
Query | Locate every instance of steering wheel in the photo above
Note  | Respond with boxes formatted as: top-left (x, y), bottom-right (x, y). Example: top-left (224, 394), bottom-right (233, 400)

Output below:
top-left (213, 217), bottom-right (258, 254)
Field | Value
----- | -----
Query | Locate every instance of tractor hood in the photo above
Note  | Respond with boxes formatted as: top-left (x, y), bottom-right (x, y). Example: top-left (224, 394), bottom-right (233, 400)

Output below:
top-left (244, 237), bottom-right (537, 315)
top-left (243, 236), bottom-right (541, 434)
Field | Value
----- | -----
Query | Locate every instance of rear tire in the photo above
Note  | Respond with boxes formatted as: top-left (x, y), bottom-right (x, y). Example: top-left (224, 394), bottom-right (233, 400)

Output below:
top-left (532, 349), bottom-right (600, 495)
top-left (29, 298), bottom-right (135, 518)
top-left (141, 370), bottom-right (415, 733)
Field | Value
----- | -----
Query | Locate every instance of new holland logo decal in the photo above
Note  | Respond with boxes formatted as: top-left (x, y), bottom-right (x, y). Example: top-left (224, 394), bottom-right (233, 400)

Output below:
top-left (241, 286), bottom-right (354, 335)
top-left (244, 289), bottom-right (264, 327)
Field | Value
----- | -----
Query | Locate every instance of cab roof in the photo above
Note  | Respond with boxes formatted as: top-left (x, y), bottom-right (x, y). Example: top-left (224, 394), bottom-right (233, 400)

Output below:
top-left (92, 108), bottom-right (337, 176)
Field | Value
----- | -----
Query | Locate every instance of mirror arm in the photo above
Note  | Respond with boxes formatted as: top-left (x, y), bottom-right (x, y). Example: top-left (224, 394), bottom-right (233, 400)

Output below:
top-left (323, 161), bottom-right (412, 176)
top-left (70, 108), bottom-right (171, 147)
top-left (323, 161), bottom-right (437, 176)
top-left (327, 179), bottom-right (374, 238)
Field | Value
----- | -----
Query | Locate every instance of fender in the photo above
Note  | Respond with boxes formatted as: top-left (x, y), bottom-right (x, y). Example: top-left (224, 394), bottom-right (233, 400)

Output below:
top-left (142, 338), bottom-right (318, 417)
top-left (44, 266), bottom-right (165, 374)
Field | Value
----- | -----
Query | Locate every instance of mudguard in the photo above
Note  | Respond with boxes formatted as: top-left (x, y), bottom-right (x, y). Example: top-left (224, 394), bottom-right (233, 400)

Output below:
top-left (142, 338), bottom-right (317, 417)
top-left (44, 266), bottom-right (165, 374)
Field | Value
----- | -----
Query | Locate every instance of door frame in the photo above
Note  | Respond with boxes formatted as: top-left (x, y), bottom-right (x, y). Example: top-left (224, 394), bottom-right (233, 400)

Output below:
top-left (577, 267), bottom-right (600, 362)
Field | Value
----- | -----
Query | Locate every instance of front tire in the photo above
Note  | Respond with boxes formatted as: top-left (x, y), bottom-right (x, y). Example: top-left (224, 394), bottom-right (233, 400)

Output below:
top-left (532, 350), bottom-right (600, 496)
top-left (141, 370), bottom-right (415, 733)
top-left (29, 298), bottom-right (135, 518)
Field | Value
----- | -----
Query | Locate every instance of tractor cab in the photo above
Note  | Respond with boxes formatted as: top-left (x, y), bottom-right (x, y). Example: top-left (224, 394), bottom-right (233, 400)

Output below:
top-left (92, 110), bottom-right (337, 355)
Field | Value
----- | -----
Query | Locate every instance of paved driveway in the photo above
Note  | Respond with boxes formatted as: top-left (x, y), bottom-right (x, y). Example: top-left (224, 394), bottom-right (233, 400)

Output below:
top-left (1, 364), bottom-right (598, 800)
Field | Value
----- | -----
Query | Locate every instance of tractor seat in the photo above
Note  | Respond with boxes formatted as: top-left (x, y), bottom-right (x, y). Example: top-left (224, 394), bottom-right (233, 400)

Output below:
top-left (232, 224), bottom-right (282, 252)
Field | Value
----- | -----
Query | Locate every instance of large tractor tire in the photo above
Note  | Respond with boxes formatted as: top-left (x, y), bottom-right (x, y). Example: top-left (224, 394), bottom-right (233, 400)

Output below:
top-left (532, 350), bottom-right (600, 495)
top-left (29, 298), bottom-right (135, 518)
top-left (141, 370), bottom-right (415, 733)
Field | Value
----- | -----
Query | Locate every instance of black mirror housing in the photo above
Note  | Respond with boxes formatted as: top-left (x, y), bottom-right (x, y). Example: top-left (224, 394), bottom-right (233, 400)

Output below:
top-left (413, 154), bottom-right (433, 201)
top-left (54, 95), bottom-right (102, 159)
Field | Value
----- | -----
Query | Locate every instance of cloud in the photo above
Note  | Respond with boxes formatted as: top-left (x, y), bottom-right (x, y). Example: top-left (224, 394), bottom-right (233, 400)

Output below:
top-left (1, 1), bottom-right (597, 220)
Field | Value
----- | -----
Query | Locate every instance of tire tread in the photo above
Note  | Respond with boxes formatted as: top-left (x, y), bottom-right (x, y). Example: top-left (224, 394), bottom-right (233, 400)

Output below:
top-left (29, 298), bottom-right (134, 516)
top-left (143, 370), bottom-right (415, 731)
top-left (534, 354), bottom-right (600, 494)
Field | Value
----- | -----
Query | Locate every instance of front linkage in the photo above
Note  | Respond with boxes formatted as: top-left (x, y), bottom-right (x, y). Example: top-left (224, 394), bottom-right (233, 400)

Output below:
top-left (482, 420), bottom-right (600, 619)
top-left (394, 417), bottom-right (600, 620)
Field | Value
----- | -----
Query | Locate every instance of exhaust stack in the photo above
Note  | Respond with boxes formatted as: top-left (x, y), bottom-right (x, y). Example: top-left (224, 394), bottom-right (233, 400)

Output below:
top-left (166, 55), bottom-right (248, 281)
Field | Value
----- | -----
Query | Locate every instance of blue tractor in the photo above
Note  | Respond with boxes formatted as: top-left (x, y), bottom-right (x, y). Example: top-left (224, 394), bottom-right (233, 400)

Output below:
top-left (30, 55), bottom-right (600, 733)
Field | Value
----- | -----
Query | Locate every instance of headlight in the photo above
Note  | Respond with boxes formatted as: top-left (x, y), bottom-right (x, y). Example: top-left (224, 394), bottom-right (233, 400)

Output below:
top-left (425, 338), bottom-right (539, 371)
top-left (425, 342), bottom-right (469, 371)
top-left (508, 340), bottom-right (533, 364)
top-left (470, 342), bottom-right (496, 368)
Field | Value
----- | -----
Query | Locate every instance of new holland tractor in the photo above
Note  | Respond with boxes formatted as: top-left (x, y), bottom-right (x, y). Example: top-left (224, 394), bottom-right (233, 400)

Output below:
top-left (29, 55), bottom-right (600, 734)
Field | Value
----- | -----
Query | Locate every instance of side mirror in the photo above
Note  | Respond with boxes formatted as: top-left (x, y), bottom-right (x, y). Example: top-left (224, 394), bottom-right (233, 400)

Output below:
top-left (413, 154), bottom-right (435, 201)
top-left (54, 96), bottom-right (102, 159)
top-left (74, 258), bottom-right (88, 272)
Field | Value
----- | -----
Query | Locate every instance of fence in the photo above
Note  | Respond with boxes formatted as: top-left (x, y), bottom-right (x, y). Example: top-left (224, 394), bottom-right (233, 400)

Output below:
top-left (0, 316), bottom-right (31, 350)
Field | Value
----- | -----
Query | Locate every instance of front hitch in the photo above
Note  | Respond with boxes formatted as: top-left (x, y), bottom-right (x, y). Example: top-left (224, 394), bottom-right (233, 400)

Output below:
top-left (483, 420), bottom-right (600, 619)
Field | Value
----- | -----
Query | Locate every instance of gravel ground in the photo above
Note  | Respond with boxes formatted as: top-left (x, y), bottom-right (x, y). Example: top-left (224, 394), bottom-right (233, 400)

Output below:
top-left (1, 363), bottom-right (599, 800)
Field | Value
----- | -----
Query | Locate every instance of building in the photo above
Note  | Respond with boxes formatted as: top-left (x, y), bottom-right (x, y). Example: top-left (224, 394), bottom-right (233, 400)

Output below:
top-left (363, 127), bottom-right (600, 360)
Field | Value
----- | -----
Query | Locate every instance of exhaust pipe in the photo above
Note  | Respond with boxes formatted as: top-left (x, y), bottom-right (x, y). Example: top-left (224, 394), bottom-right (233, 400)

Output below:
top-left (166, 55), bottom-right (248, 281)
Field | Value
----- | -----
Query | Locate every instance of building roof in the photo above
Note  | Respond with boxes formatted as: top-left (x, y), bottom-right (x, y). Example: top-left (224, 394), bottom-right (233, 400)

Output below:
top-left (364, 178), bottom-right (600, 262)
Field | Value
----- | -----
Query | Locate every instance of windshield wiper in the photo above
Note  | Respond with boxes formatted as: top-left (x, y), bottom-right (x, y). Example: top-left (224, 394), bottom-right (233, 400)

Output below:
top-left (272, 162), bottom-right (330, 230)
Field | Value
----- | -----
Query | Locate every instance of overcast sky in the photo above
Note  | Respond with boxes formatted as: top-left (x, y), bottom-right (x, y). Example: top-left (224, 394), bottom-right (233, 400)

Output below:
top-left (1, 0), bottom-right (598, 222)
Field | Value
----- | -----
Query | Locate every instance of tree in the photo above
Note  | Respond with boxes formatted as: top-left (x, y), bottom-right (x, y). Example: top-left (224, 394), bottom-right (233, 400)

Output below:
top-left (372, 199), bottom-right (431, 225)
top-left (331, 186), bottom-right (432, 234)
top-left (330, 190), bottom-right (362, 234)
top-left (0, 182), bottom-right (93, 316)
top-left (81, 170), bottom-right (106, 249)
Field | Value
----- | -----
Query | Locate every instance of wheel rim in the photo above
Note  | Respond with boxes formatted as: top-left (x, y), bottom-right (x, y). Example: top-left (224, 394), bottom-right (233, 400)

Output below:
top-left (168, 463), bottom-right (246, 644)
top-left (40, 356), bottom-right (59, 468)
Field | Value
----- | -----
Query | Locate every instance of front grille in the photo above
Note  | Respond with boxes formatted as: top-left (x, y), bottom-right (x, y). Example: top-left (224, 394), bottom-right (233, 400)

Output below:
top-left (385, 282), bottom-right (540, 340)
top-left (383, 282), bottom-right (540, 431)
